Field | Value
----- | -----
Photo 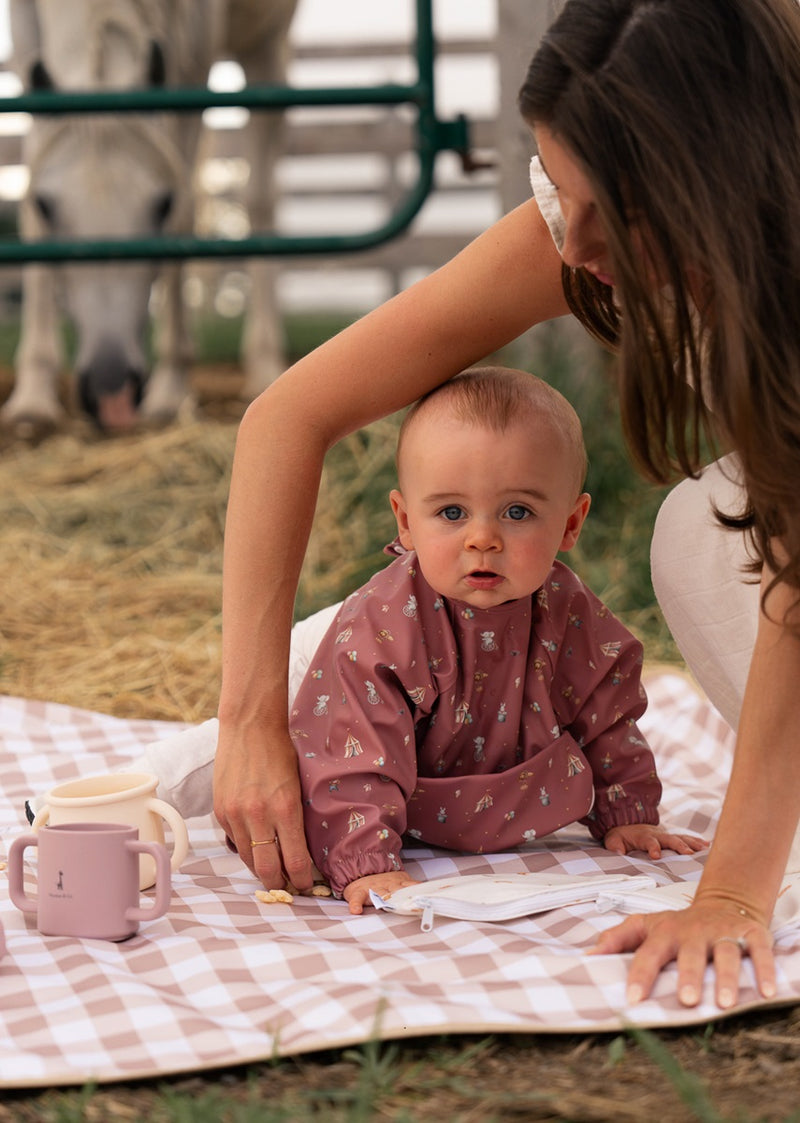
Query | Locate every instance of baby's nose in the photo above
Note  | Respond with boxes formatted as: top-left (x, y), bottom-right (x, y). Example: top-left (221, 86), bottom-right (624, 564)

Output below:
top-left (465, 519), bottom-right (502, 551)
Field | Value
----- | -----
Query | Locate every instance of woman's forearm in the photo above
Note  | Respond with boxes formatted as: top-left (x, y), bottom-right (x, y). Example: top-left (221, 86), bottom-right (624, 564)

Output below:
top-left (218, 396), bottom-right (324, 734)
top-left (694, 571), bottom-right (800, 921)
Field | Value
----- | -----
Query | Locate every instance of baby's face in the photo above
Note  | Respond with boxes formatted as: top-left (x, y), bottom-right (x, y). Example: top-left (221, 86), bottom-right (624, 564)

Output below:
top-left (390, 413), bottom-right (588, 609)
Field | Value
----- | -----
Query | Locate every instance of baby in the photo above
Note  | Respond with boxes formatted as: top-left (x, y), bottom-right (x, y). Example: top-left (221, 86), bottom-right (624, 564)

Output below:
top-left (289, 366), bottom-right (705, 913)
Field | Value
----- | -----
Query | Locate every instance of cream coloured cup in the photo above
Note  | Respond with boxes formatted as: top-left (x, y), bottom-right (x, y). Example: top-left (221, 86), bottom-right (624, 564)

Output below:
top-left (31, 772), bottom-right (188, 890)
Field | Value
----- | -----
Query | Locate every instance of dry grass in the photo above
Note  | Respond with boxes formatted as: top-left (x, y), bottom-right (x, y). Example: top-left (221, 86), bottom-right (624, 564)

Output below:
top-left (0, 419), bottom-right (231, 721)
top-left (0, 377), bottom-right (400, 723)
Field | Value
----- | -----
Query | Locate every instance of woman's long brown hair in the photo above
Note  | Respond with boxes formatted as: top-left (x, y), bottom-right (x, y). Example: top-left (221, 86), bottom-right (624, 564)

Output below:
top-left (519, 0), bottom-right (800, 620)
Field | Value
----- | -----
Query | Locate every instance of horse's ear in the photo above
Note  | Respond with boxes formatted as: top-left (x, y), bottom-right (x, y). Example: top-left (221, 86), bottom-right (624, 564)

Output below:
top-left (148, 41), bottom-right (166, 86)
top-left (30, 60), bottom-right (54, 91)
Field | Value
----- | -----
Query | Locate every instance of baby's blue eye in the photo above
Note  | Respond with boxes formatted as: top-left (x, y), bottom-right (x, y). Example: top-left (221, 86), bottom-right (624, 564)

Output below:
top-left (440, 506), bottom-right (464, 522)
top-left (506, 505), bottom-right (531, 521)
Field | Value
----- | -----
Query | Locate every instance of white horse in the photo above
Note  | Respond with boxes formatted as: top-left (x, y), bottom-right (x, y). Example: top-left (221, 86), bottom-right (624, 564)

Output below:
top-left (4, 0), bottom-right (297, 431)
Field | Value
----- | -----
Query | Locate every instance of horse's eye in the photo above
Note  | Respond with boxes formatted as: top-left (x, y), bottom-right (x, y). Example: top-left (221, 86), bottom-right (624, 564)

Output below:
top-left (152, 191), bottom-right (174, 228)
top-left (33, 193), bottom-right (56, 226)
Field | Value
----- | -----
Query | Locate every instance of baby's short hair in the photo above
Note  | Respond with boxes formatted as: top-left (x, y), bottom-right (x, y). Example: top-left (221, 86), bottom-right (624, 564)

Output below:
top-left (397, 366), bottom-right (588, 493)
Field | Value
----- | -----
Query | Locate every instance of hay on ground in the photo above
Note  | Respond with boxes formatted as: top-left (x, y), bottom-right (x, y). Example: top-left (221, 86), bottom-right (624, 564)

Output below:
top-left (0, 405), bottom-right (400, 722)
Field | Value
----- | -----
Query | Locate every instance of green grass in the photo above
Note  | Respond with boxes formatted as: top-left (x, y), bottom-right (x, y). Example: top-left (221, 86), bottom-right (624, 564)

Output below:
top-left (190, 311), bottom-right (358, 367)
top-left (622, 1026), bottom-right (723, 1123)
top-left (6, 1024), bottom-right (794, 1123)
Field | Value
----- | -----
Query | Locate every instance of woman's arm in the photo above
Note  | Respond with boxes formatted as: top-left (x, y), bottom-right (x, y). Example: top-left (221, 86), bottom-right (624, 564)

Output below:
top-left (213, 198), bottom-right (569, 889)
top-left (596, 567), bottom-right (800, 1008)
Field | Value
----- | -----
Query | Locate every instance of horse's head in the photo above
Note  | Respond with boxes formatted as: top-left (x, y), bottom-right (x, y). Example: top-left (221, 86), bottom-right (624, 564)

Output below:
top-left (22, 116), bottom-right (189, 429)
top-left (11, 0), bottom-right (189, 429)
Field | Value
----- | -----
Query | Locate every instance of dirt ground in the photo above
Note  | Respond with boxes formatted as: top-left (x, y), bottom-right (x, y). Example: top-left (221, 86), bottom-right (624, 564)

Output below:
top-left (0, 367), bottom-right (798, 1123)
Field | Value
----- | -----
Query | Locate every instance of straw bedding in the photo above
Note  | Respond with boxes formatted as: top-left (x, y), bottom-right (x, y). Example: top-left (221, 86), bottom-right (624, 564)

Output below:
top-left (0, 398), bottom-right (399, 721)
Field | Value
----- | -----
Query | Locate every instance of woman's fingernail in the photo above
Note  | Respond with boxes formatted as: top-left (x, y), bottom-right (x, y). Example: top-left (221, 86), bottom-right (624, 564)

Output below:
top-left (762, 981), bottom-right (777, 999)
top-left (679, 984), bottom-right (698, 1006)
top-left (718, 987), bottom-right (734, 1009)
top-left (627, 984), bottom-right (643, 1005)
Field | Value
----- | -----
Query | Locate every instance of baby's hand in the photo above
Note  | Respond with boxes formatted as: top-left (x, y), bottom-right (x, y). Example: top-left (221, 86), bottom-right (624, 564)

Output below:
top-left (604, 823), bottom-right (708, 860)
top-left (343, 871), bottom-right (419, 915)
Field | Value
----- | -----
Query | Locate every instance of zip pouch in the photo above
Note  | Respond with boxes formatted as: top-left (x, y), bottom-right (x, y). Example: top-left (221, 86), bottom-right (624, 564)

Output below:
top-left (370, 871), bottom-right (657, 932)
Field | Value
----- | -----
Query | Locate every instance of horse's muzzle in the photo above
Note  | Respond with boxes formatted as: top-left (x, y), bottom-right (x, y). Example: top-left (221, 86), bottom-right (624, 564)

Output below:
top-left (79, 367), bottom-right (144, 430)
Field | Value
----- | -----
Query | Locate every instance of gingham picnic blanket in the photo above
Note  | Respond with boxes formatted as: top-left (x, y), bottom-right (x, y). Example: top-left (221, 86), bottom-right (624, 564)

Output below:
top-left (1, 673), bottom-right (799, 1088)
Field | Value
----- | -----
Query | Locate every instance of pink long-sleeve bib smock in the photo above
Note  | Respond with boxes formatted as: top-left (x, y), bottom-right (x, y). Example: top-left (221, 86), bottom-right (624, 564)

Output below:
top-left (291, 550), bottom-right (660, 896)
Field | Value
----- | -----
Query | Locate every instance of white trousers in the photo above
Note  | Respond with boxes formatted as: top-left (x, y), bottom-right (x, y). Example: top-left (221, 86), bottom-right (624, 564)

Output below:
top-left (650, 454), bottom-right (758, 733)
top-left (653, 457), bottom-right (800, 872)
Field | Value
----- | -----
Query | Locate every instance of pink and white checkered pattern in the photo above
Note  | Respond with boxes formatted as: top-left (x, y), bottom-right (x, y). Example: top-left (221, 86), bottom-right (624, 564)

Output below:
top-left (1, 675), bottom-right (798, 1088)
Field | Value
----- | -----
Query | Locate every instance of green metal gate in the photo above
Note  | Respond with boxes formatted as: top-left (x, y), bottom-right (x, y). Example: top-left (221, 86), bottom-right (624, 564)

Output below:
top-left (0, 0), bottom-right (473, 264)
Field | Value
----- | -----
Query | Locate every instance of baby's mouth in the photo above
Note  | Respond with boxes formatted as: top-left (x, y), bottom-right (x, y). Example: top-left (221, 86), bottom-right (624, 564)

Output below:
top-left (465, 570), bottom-right (503, 589)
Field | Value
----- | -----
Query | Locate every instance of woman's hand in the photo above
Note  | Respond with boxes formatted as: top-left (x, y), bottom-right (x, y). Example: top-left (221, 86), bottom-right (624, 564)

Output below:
top-left (597, 565), bottom-right (793, 1009)
top-left (603, 822), bottom-right (708, 859)
top-left (343, 871), bottom-right (419, 915)
top-left (213, 723), bottom-right (314, 892)
top-left (592, 895), bottom-right (776, 1008)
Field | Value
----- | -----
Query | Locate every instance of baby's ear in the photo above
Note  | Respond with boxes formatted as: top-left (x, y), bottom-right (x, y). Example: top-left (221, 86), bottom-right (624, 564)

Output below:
top-left (389, 489), bottom-right (414, 549)
top-left (559, 492), bottom-right (591, 552)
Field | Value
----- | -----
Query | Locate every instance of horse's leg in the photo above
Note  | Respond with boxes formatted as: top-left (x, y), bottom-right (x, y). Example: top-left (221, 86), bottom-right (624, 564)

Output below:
top-left (142, 109), bottom-right (201, 423)
top-left (237, 18), bottom-right (293, 398)
top-left (3, 119), bottom-right (65, 430)
top-left (3, 261), bottom-right (64, 428)
top-left (142, 261), bottom-right (196, 422)
top-left (239, 113), bottom-right (284, 396)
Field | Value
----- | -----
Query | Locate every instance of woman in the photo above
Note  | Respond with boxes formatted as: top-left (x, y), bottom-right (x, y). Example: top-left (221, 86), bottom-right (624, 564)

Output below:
top-left (214, 0), bottom-right (800, 1009)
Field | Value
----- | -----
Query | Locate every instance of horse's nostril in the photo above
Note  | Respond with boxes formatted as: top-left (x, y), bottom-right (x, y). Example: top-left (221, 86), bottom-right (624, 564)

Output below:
top-left (78, 365), bottom-right (144, 428)
top-left (96, 384), bottom-right (141, 430)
